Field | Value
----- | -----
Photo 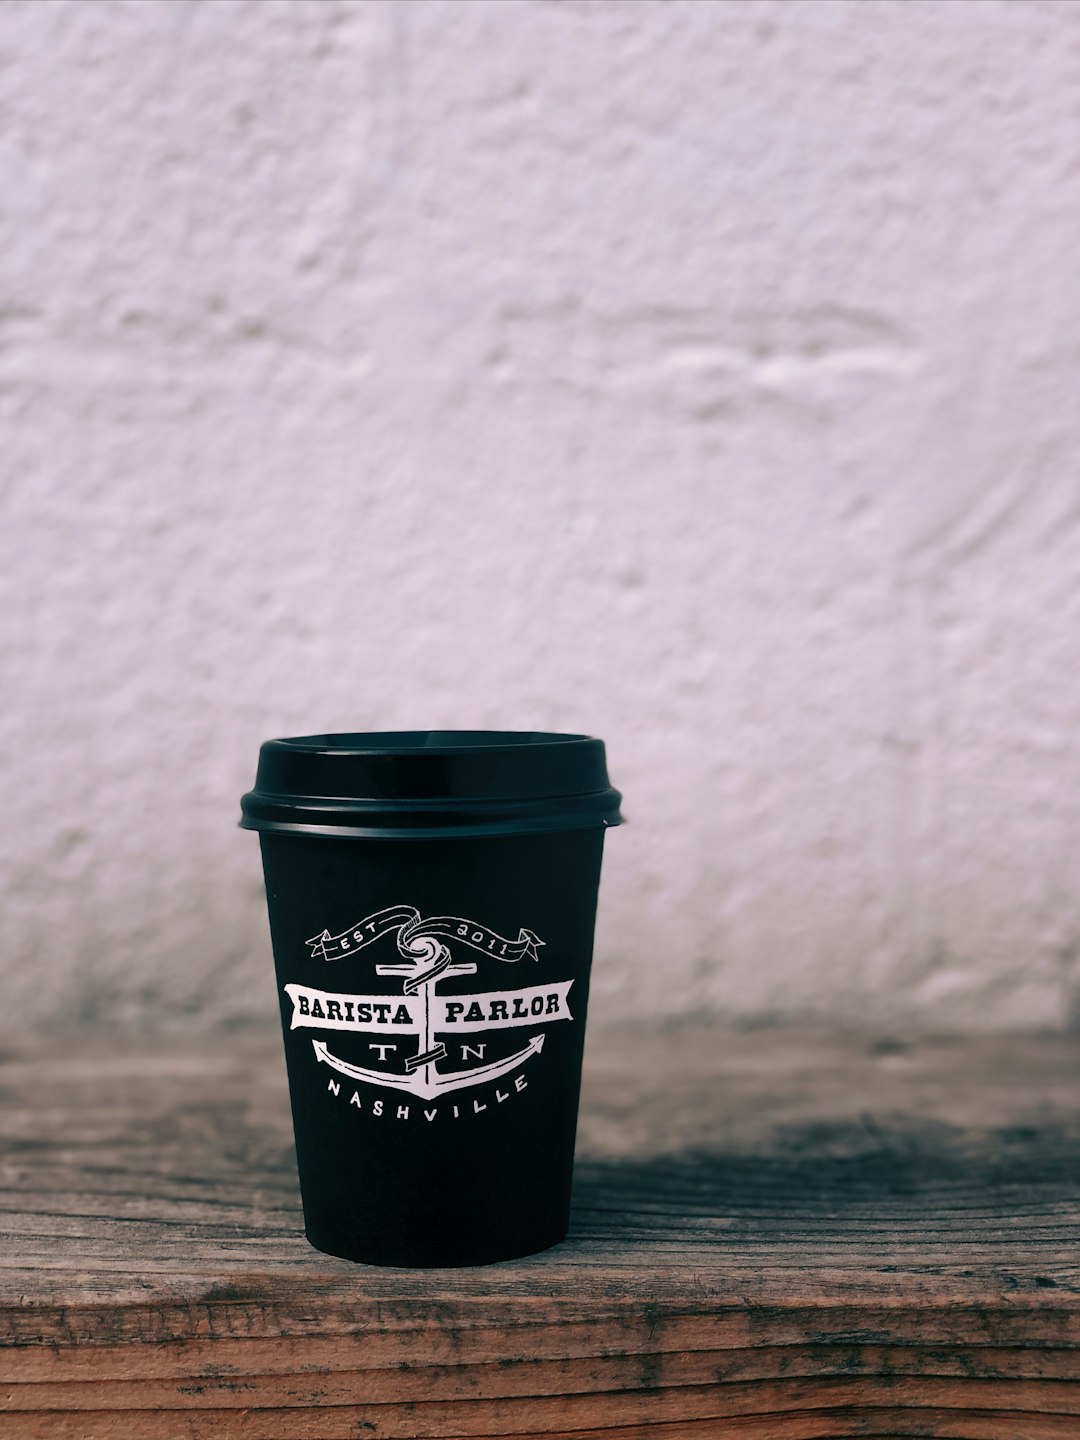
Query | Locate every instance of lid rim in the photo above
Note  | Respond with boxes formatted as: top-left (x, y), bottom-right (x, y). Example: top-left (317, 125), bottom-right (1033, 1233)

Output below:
top-left (238, 791), bottom-right (624, 809)
top-left (240, 813), bottom-right (623, 840)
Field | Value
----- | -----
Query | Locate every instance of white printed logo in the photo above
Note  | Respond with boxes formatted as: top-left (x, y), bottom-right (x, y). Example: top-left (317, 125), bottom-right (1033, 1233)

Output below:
top-left (286, 905), bottom-right (570, 1102)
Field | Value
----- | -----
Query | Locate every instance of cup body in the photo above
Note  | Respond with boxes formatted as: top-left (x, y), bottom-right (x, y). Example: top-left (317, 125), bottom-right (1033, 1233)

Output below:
top-left (244, 732), bottom-right (620, 1268)
top-left (260, 827), bottom-right (605, 1266)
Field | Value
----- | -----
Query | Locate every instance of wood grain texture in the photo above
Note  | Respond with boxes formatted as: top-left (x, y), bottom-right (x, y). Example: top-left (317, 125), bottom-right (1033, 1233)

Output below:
top-left (0, 1027), bottom-right (1077, 1437)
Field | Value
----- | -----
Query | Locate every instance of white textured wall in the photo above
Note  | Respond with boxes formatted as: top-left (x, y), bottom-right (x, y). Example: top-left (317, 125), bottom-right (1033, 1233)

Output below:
top-left (3, 0), bottom-right (1080, 1033)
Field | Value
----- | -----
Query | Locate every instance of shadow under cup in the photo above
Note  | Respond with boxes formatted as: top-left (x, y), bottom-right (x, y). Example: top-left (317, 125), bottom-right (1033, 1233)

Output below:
top-left (240, 731), bottom-right (622, 1267)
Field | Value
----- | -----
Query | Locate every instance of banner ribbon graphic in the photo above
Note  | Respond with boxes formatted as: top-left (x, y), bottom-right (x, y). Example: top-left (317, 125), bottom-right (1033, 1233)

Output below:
top-left (285, 980), bottom-right (574, 1035)
top-left (306, 905), bottom-right (544, 972)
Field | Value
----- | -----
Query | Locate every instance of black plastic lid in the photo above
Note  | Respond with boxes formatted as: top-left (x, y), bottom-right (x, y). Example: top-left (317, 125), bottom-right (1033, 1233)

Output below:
top-left (240, 731), bottom-right (623, 839)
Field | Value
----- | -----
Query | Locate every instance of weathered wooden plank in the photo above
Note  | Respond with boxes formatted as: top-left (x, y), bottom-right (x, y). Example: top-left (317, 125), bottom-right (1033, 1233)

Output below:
top-left (5, 1339), bottom-right (1080, 1388)
top-left (0, 1027), bottom-right (1077, 1437)
top-left (5, 1360), bottom-right (1080, 1411)
top-left (3, 1403), bottom-right (1080, 1440)
top-left (5, 1298), bottom-right (1080, 1361)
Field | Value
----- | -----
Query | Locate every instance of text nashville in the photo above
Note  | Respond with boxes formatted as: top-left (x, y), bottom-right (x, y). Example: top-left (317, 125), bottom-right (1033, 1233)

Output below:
top-left (324, 1064), bottom-right (530, 1123)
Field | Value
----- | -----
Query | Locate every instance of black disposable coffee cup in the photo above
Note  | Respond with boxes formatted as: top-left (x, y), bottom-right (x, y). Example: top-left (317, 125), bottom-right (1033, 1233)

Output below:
top-left (240, 731), bottom-right (622, 1267)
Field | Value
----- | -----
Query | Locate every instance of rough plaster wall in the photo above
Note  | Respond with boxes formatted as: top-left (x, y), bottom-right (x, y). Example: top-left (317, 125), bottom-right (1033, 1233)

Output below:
top-left (3, 0), bottom-right (1080, 1033)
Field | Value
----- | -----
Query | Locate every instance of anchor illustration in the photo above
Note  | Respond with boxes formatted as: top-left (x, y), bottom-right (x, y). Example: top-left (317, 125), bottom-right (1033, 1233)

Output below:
top-left (310, 934), bottom-right (548, 1101)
